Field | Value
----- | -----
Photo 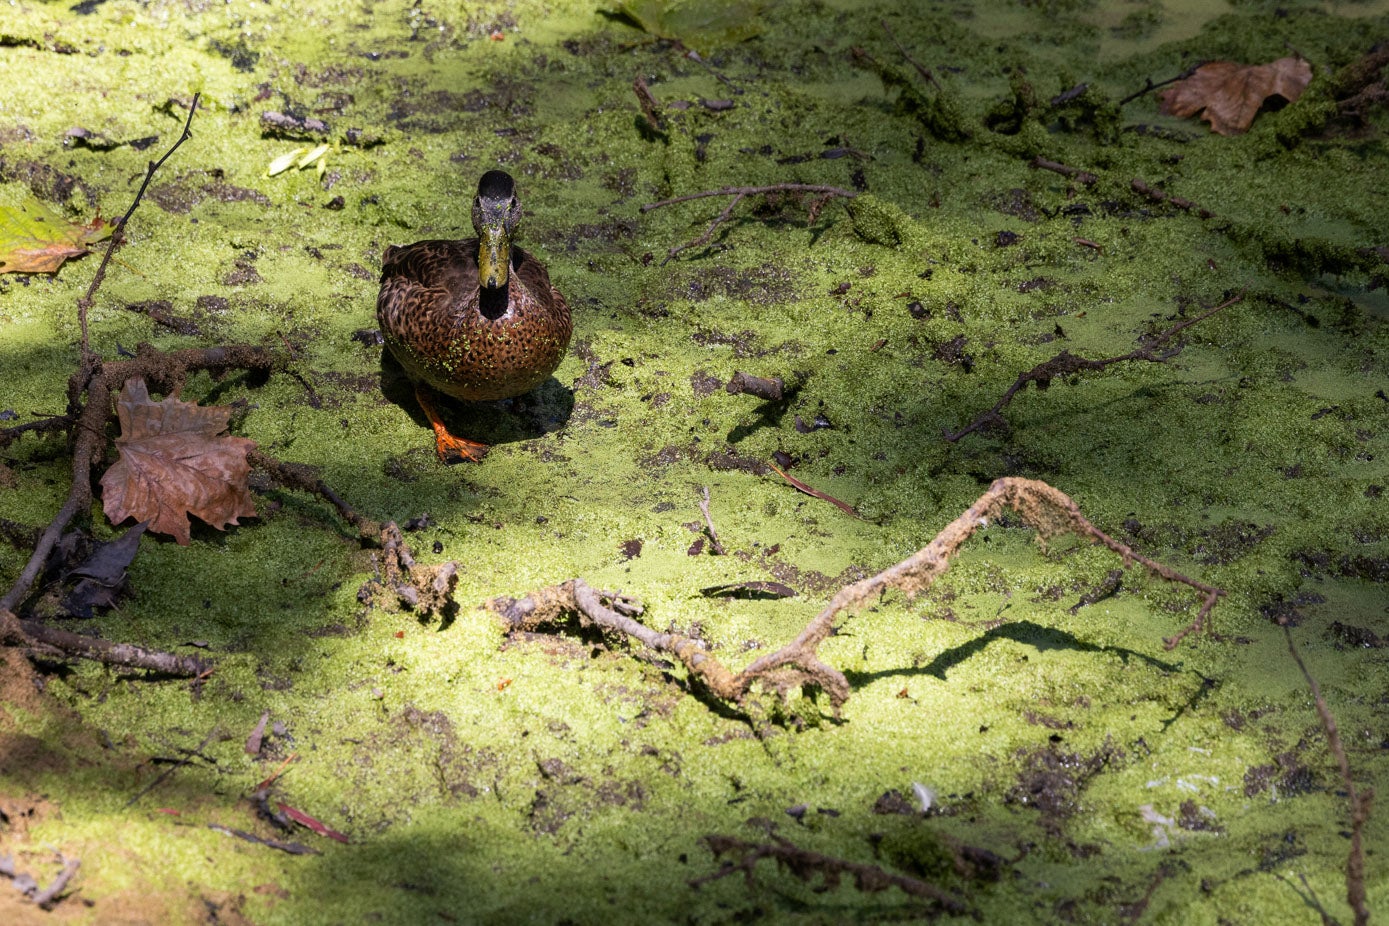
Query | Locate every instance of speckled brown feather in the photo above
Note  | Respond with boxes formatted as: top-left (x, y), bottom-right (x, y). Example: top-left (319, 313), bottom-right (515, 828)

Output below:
top-left (376, 238), bottom-right (572, 402)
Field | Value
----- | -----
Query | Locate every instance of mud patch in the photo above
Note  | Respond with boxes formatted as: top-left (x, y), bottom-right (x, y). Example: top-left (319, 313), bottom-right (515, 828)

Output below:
top-left (1005, 740), bottom-right (1121, 836)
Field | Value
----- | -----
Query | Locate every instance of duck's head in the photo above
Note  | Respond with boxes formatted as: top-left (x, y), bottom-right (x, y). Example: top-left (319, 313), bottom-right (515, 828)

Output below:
top-left (472, 170), bottom-right (522, 290)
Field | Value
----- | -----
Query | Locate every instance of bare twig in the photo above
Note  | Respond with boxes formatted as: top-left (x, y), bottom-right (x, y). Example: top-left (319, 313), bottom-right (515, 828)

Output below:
top-left (1117, 66), bottom-right (1200, 106)
top-left (0, 414), bottom-right (74, 450)
top-left (692, 834), bottom-right (968, 913)
top-left (10, 613), bottom-right (208, 676)
top-left (945, 292), bottom-right (1243, 442)
top-left (698, 487), bottom-right (726, 555)
top-left (880, 18), bottom-right (941, 90)
top-left (249, 449), bottom-right (372, 535)
top-left (1131, 178), bottom-right (1214, 219)
top-left (633, 75), bottom-right (665, 132)
top-left (126, 726), bottom-right (219, 807)
top-left (31, 857), bottom-right (80, 910)
top-left (489, 478), bottom-right (1224, 718)
top-left (208, 824), bottom-right (318, 856)
top-left (1029, 156), bottom-right (1097, 186)
top-left (641, 184), bottom-right (858, 263)
top-left (79, 93), bottom-right (199, 357)
top-left (1283, 626), bottom-right (1373, 926)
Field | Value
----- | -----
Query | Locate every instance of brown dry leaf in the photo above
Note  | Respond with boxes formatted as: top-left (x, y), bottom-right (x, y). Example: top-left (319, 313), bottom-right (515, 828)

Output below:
top-left (1158, 57), bottom-right (1313, 135)
top-left (100, 377), bottom-right (257, 545)
top-left (0, 193), bottom-right (112, 274)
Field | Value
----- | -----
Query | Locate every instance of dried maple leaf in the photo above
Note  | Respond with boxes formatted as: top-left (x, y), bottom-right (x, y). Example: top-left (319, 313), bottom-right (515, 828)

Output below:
top-left (0, 193), bottom-right (112, 274)
top-left (1158, 57), bottom-right (1313, 136)
top-left (100, 378), bottom-right (257, 545)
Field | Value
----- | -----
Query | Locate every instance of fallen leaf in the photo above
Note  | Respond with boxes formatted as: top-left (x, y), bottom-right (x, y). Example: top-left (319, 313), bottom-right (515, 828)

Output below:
top-left (245, 711), bottom-right (270, 757)
top-left (0, 194), bottom-right (112, 274)
top-left (1158, 57), bottom-right (1313, 136)
top-left (617, 0), bottom-right (764, 53)
top-left (209, 823), bottom-right (319, 855)
top-left (277, 802), bottom-right (349, 843)
top-left (60, 521), bottom-right (147, 617)
top-left (100, 377), bottom-right (257, 545)
top-left (766, 461), bottom-right (863, 520)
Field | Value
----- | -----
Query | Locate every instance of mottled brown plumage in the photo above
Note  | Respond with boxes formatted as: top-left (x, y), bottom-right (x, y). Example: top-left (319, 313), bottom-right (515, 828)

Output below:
top-left (376, 171), bottom-right (572, 462)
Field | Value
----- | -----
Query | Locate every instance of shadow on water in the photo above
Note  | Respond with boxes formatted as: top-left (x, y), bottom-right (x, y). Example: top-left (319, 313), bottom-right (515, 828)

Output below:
top-left (845, 619), bottom-right (1185, 687)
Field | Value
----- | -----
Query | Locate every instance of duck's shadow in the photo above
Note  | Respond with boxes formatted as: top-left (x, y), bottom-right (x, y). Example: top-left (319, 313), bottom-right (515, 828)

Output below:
top-left (378, 350), bottom-right (574, 449)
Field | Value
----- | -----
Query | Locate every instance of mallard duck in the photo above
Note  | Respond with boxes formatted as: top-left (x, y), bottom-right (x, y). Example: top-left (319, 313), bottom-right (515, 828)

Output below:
top-left (376, 170), bottom-right (572, 462)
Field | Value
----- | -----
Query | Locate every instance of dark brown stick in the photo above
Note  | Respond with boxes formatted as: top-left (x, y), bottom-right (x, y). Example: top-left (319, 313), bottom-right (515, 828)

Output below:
top-left (0, 413), bottom-right (74, 449)
top-left (249, 449), bottom-right (372, 534)
top-left (1283, 626), bottom-right (1373, 926)
top-left (725, 371), bottom-right (784, 402)
top-left (692, 834), bottom-right (968, 912)
top-left (633, 75), bottom-right (665, 132)
top-left (1131, 178), bottom-right (1213, 219)
top-left (78, 93), bottom-right (199, 357)
top-left (767, 461), bottom-right (862, 520)
top-left (880, 18), bottom-right (941, 90)
top-left (641, 184), bottom-right (859, 263)
top-left (945, 292), bottom-right (1243, 442)
top-left (125, 726), bottom-right (219, 807)
top-left (1029, 156), bottom-right (1097, 186)
top-left (1117, 66), bottom-right (1200, 106)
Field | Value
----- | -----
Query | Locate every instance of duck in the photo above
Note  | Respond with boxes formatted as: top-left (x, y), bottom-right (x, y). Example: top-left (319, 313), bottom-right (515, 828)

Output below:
top-left (376, 170), bottom-right (572, 463)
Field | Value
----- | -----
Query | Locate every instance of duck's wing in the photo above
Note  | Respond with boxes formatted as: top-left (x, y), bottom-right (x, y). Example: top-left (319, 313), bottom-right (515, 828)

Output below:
top-left (377, 239), bottom-right (480, 331)
top-left (512, 248), bottom-right (573, 340)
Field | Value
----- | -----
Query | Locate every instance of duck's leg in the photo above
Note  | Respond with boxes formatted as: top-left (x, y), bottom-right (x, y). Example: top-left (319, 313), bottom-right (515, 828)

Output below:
top-left (413, 385), bottom-right (490, 463)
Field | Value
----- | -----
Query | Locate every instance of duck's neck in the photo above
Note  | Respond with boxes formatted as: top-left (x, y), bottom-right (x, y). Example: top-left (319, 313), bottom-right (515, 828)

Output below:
top-left (478, 281), bottom-right (509, 320)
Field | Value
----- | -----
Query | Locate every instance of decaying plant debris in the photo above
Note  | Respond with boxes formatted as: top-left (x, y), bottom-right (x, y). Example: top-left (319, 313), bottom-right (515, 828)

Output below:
top-left (0, 1), bottom-right (1385, 923)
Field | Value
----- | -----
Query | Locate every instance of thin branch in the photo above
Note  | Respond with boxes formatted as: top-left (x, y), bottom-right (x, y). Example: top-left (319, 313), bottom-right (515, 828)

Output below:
top-left (489, 478), bottom-right (1225, 719)
top-left (13, 613), bottom-right (208, 676)
top-left (249, 449), bottom-right (373, 535)
top-left (0, 413), bottom-right (74, 450)
top-left (1117, 66), bottom-right (1200, 106)
top-left (945, 292), bottom-right (1243, 442)
top-left (767, 461), bottom-right (862, 520)
top-left (1131, 178), bottom-right (1214, 219)
top-left (698, 487), bottom-right (726, 555)
top-left (125, 726), bottom-right (219, 807)
top-left (79, 93), bottom-right (199, 357)
top-left (30, 857), bottom-right (80, 910)
top-left (1029, 156), bottom-right (1097, 186)
top-left (692, 834), bottom-right (968, 913)
top-left (880, 18), bottom-right (941, 90)
top-left (1283, 626), bottom-right (1373, 926)
top-left (641, 184), bottom-right (858, 263)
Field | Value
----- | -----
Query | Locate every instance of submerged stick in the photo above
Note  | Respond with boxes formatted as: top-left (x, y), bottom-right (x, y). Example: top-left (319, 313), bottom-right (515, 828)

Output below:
top-left (945, 292), bottom-right (1243, 442)
top-left (1283, 626), bottom-right (1373, 926)
top-left (642, 184), bottom-right (858, 263)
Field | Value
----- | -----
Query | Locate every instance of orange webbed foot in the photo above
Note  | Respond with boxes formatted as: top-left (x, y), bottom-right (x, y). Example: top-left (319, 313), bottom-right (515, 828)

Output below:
top-left (414, 386), bottom-right (490, 464)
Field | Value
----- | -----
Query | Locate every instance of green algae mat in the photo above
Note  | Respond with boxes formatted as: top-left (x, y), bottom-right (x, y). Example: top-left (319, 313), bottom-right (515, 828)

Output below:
top-left (2, 0), bottom-right (1388, 923)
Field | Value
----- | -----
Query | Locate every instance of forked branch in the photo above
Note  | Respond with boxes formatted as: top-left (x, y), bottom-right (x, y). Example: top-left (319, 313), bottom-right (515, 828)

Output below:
top-left (489, 477), bottom-right (1224, 718)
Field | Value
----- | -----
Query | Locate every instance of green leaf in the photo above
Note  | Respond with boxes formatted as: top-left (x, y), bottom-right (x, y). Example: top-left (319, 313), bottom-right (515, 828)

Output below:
top-left (617, 0), bottom-right (765, 53)
top-left (0, 194), bottom-right (112, 274)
